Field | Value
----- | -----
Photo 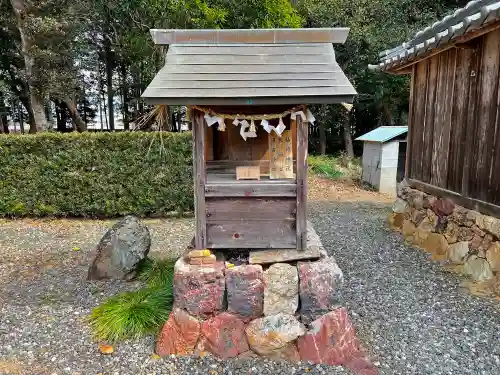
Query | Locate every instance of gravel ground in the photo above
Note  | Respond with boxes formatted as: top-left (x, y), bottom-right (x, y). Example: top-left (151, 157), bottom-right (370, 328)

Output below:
top-left (310, 200), bottom-right (500, 375)
top-left (0, 217), bottom-right (347, 375)
top-left (1, 180), bottom-right (499, 375)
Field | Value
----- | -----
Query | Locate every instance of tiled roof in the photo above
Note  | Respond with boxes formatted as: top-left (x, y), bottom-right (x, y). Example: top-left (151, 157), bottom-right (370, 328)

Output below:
top-left (369, 0), bottom-right (500, 72)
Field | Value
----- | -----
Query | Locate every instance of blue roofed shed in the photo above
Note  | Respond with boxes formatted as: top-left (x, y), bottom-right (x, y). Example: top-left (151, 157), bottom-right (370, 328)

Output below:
top-left (355, 126), bottom-right (408, 143)
top-left (355, 126), bottom-right (408, 196)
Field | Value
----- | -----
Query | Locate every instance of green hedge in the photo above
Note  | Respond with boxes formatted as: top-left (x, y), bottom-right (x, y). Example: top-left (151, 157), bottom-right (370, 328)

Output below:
top-left (0, 132), bottom-right (193, 217)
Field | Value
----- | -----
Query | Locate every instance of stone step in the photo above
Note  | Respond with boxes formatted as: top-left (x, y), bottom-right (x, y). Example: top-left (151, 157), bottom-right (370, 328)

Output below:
top-left (249, 221), bottom-right (327, 264)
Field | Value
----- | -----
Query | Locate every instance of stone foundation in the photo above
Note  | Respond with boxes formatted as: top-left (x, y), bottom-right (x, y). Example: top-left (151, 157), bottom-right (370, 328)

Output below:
top-left (390, 183), bottom-right (500, 293)
top-left (156, 223), bottom-right (376, 375)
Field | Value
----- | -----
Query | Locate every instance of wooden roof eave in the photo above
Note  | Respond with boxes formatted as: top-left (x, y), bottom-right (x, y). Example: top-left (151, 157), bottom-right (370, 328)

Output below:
top-left (143, 95), bottom-right (356, 106)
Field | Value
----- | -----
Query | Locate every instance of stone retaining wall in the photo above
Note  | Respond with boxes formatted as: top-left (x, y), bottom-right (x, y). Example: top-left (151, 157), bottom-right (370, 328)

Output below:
top-left (390, 183), bottom-right (500, 295)
top-left (156, 223), bottom-right (376, 375)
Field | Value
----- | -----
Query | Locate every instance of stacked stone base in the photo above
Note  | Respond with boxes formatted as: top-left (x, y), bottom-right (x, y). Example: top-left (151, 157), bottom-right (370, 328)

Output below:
top-left (156, 223), bottom-right (376, 375)
top-left (390, 182), bottom-right (500, 294)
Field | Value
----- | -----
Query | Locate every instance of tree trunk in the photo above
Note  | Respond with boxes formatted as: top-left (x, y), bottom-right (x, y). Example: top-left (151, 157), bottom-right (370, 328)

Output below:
top-left (172, 111), bottom-right (178, 132)
top-left (131, 65), bottom-right (143, 124)
top-left (10, 0), bottom-right (48, 133)
top-left (63, 97), bottom-right (87, 132)
top-left (97, 57), bottom-right (104, 130)
top-left (28, 94), bottom-right (46, 133)
top-left (104, 36), bottom-right (114, 131)
top-left (18, 101), bottom-right (24, 134)
top-left (20, 96), bottom-right (35, 132)
top-left (98, 97), bottom-right (104, 130)
top-left (45, 103), bottom-right (53, 127)
top-left (82, 88), bottom-right (87, 125)
top-left (55, 100), bottom-right (67, 132)
top-left (164, 105), bottom-right (171, 131)
top-left (342, 116), bottom-right (354, 158)
top-left (1, 116), bottom-right (9, 133)
top-left (0, 91), bottom-right (6, 133)
top-left (383, 102), bottom-right (394, 126)
top-left (120, 64), bottom-right (130, 130)
top-left (319, 122), bottom-right (327, 155)
top-left (102, 89), bottom-right (108, 130)
top-left (135, 63), bottom-right (144, 118)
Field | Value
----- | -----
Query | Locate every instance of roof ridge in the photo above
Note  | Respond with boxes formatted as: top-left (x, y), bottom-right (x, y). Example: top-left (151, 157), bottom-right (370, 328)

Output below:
top-left (150, 28), bottom-right (350, 45)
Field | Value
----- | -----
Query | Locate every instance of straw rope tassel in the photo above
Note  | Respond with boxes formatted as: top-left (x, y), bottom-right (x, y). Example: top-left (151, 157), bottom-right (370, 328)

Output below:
top-left (249, 119), bottom-right (256, 132)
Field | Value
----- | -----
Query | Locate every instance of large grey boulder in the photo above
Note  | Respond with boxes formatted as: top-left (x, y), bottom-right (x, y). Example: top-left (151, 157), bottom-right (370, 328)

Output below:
top-left (88, 216), bottom-right (151, 280)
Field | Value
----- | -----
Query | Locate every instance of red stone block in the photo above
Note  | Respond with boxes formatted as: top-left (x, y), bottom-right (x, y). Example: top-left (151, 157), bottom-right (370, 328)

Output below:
top-left (432, 198), bottom-right (455, 216)
top-left (226, 265), bottom-right (264, 320)
top-left (174, 258), bottom-right (225, 318)
top-left (298, 259), bottom-right (343, 324)
top-left (156, 308), bottom-right (201, 356)
top-left (201, 313), bottom-right (249, 359)
top-left (298, 307), bottom-right (376, 375)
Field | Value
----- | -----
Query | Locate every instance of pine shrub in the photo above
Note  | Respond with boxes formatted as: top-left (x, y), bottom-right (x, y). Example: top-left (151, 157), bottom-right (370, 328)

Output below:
top-left (89, 258), bottom-right (176, 342)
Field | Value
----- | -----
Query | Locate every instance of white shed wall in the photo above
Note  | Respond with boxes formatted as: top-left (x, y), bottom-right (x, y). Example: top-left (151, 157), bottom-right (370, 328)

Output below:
top-left (378, 141), bottom-right (399, 196)
top-left (361, 140), bottom-right (399, 197)
top-left (361, 142), bottom-right (382, 189)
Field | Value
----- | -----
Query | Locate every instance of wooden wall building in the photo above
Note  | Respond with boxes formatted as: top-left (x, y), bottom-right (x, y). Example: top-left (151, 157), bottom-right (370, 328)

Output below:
top-left (370, 0), bottom-right (500, 217)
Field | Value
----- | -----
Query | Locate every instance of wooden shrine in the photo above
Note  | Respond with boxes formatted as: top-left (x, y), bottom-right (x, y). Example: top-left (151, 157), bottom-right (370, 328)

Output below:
top-left (142, 28), bottom-right (356, 250)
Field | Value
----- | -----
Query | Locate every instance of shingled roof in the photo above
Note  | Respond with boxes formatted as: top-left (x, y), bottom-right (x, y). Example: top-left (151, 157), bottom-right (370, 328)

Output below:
top-left (142, 29), bottom-right (357, 106)
top-left (369, 0), bottom-right (500, 73)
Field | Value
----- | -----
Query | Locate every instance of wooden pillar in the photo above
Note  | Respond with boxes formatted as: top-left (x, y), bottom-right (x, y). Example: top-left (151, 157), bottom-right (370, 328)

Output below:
top-left (192, 109), bottom-right (207, 249)
top-left (296, 115), bottom-right (308, 250)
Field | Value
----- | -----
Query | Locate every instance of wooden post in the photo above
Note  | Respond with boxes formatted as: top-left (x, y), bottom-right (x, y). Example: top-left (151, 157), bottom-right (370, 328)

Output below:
top-left (192, 109), bottom-right (207, 249)
top-left (296, 115), bottom-right (308, 250)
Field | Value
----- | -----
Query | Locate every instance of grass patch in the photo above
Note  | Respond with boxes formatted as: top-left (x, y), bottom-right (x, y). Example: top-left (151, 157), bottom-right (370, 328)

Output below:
top-left (309, 154), bottom-right (361, 180)
top-left (308, 155), bottom-right (344, 179)
top-left (137, 258), bottom-right (176, 289)
top-left (88, 258), bottom-right (175, 343)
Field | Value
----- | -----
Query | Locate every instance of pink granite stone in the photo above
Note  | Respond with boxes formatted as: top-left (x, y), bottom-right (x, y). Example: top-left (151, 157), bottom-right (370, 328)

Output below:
top-left (226, 265), bottom-right (264, 320)
top-left (200, 313), bottom-right (249, 359)
top-left (298, 258), bottom-right (343, 324)
top-left (156, 308), bottom-right (201, 356)
top-left (298, 307), bottom-right (376, 375)
top-left (173, 258), bottom-right (225, 318)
